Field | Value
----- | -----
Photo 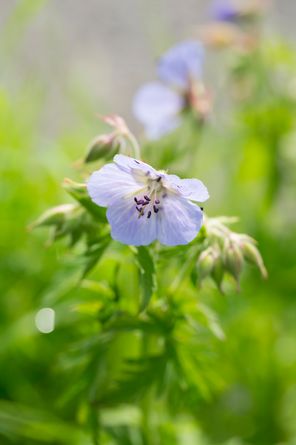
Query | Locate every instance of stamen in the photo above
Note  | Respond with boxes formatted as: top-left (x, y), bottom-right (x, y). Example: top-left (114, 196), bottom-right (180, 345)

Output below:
top-left (137, 199), bottom-right (145, 205)
top-left (147, 211), bottom-right (151, 219)
top-left (155, 199), bottom-right (160, 204)
top-left (153, 205), bottom-right (159, 213)
top-left (157, 176), bottom-right (161, 182)
top-left (144, 195), bottom-right (151, 201)
top-left (134, 197), bottom-right (139, 204)
top-left (134, 160), bottom-right (140, 164)
top-left (136, 206), bottom-right (142, 212)
top-left (142, 201), bottom-right (149, 206)
top-left (200, 207), bottom-right (204, 211)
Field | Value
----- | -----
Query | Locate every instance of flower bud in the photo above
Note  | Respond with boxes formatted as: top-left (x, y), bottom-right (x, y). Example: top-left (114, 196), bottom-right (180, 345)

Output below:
top-left (211, 254), bottom-right (224, 292)
top-left (197, 247), bottom-right (216, 281)
top-left (85, 114), bottom-right (140, 162)
top-left (85, 134), bottom-right (119, 163)
top-left (223, 238), bottom-right (244, 288)
top-left (240, 240), bottom-right (268, 279)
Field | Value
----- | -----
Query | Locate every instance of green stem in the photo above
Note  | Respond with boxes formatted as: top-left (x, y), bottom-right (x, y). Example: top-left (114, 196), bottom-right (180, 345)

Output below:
top-left (168, 245), bottom-right (200, 296)
top-left (141, 334), bottom-right (151, 445)
top-left (127, 132), bottom-right (141, 160)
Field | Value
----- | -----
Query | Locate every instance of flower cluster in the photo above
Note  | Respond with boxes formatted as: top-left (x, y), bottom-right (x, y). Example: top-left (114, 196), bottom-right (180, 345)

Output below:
top-left (196, 217), bottom-right (267, 291)
top-left (133, 41), bottom-right (211, 139)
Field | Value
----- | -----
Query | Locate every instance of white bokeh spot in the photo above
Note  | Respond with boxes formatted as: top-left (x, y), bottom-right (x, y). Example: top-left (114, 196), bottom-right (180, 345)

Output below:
top-left (35, 308), bottom-right (55, 334)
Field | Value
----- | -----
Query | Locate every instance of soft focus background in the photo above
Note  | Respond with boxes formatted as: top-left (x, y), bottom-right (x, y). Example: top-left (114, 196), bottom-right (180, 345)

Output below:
top-left (1, 1), bottom-right (296, 444)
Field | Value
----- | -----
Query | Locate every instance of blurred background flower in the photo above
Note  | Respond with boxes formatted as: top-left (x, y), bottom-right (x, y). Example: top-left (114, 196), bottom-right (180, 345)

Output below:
top-left (133, 40), bottom-right (208, 138)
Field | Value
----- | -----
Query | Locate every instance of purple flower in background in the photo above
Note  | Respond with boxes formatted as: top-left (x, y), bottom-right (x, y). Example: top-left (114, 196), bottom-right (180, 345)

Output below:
top-left (133, 41), bottom-right (209, 139)
top-left (211, 0), bottom-right (238, 23)
top-left (210, 0), bottom-right (266, 24)
top-left (87, 154), bottom-right (209, 246)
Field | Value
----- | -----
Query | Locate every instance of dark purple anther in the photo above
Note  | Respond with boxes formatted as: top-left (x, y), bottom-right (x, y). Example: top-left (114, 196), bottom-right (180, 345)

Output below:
top-left (162, 193), bottom-right (167, 199)
top-left (153, 205), bottom-right (159, 213)
top-left (157, 176), bottom-right (161, 182)
top-left (136, 206), bottom-right (141, 212)
top-left (137, 200), bottom-right (145, 205)
top-left (142, 201), bottom-right (149, 206)
top-left (144, 195), bottom-right (151, 201)
top-left (134, 160), bottom-right (140, 164)
top-left (134, 197), bottom-right (139, 204)
top-left (155, 199), bottom-right (160, 204)
top-left (147, 211), bottom-right (151, 219)
top-left (200, 207), bottom-right (204, 211)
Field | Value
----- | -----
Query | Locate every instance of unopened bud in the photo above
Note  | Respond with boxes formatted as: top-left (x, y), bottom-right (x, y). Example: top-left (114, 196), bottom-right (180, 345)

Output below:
top-left (86, 114), bottom-right (140, 162)
top-left (223, 239), bottom-right (244, 288)
top-left (211, 255), bottom-right (224, 293)
top-left (85, 133), bottom-right (119, 163)
top-left (197, 247), bottom-right (216, 281)
top-left (241, 241), bottom-right (268, 279)
top-left (63, 178), bottom-right (86, 195)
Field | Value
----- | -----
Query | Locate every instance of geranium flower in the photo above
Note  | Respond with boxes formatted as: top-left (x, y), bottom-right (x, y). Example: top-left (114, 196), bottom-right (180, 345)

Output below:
top-left (87, 154), bottom-right (209, 246)
top-left (133, 41), bottom-right (209, 139)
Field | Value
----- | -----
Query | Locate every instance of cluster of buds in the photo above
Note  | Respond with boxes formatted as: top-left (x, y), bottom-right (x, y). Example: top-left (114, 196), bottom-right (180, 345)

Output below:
top-left (29, 203), bottom-right (82, 245)
top-left (196, 217), bottom-right (267, 292)
top-left (30, 179), bottom-right (108, 246)
top-left (85, 114), bottom-right (140, 163)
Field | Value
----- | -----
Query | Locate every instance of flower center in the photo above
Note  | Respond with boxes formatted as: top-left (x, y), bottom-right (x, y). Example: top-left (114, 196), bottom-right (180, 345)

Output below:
top-left (134, 176), bottom-right (167, 219)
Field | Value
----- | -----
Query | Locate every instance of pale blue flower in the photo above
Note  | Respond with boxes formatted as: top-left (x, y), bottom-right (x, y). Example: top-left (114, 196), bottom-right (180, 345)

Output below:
top-left (87, 154), bottom-right (209, 246)
top-left (133, 41), bottom-right (205, 139)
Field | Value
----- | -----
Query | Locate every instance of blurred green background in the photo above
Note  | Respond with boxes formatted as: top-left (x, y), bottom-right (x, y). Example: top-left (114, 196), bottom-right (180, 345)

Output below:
top-left (1, 1), bottom-right (296, 444)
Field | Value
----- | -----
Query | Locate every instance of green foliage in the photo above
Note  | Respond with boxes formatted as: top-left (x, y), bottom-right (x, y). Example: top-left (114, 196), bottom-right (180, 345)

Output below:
top-left (134, 246), bottom-right (156, 311)
top-left (1, 4), bottom-right (296, 445)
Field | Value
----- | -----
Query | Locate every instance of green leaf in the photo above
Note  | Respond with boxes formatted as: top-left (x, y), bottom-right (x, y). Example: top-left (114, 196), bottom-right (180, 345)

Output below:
top-left (0, 400), bottom-right (88, 444)
top-left (135, 246), bottom-right (156, 311)
top-left (82, 236), bottom-right (111, 278)
top-left (98, 355), bottom-right (167, 406)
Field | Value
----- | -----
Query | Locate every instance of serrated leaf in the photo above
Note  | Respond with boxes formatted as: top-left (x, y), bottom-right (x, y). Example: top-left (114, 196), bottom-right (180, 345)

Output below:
top-left (135, 246), bottom-right (156, 311)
